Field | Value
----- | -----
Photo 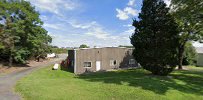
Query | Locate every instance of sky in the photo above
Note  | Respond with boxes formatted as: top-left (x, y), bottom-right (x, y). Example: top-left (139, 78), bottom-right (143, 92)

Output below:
top-left (25, 0), bottom-right (141, 47)
top-left (27, 0), bottom-right (203, 48)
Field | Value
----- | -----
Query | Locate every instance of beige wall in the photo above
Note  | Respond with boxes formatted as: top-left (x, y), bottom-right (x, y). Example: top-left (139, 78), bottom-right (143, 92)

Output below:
top-left (74, 47), bottom-right (136, 74)
top-left (197, 53), bottom-right (203, 66)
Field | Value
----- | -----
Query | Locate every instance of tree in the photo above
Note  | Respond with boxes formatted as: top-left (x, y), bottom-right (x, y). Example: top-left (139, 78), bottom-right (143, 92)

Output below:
top-left (170, 0), bottom-right (203, 69)
top-left (182, 42), bottom-right (197, 65)
top-left (79, 44), bottom-right (89, 48)
top-left (0, 1), bottom-right (21, 66)
top-left (51, 46), bottom-right (68, 54)
top-left (130, 0), bottom-right (179, 75)
top-left (0, 0), bottom-right (52, 66)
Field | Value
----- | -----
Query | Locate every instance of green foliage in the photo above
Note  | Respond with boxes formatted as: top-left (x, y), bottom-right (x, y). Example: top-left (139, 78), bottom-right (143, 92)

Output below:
top-left (130, 0), bottom-right (179, 75)
top-left (170, 0), bottom-right (203, 69)
top-left (51, 46), bottom-right (68, 54)
top-left (0, 42), bottom-right (4, 49)
top-left (182, 42), bottom-right (197, 65)
top-left (0, 0), bottom-right (52, 64)
top-left (13, 48), bottom-right (30, 64)
top-left (171, 0), bottom-right (203, 35)
top-left (79, 44), bottom-right (89, 48)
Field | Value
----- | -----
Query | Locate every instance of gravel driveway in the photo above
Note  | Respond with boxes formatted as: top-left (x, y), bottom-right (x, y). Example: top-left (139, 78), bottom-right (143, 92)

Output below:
top-left (0, 54), bottom-right (67, 100)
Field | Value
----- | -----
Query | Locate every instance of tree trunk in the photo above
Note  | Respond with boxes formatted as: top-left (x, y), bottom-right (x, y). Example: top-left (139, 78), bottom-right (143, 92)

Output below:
top-left (9, 52), bottom-right (13, 67)
top-left (178, 43), bottom-right (186, 70)
top-left (9, 44), bottom-right (14, 67)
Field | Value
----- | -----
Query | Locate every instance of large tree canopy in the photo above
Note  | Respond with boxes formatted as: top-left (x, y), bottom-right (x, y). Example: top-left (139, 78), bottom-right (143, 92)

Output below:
top-left (0, 0), bottom-right (52, 66)
top-left (130, 0), bottom-right (179, 75)
top-left (170, 0), bottom-right (203, 69)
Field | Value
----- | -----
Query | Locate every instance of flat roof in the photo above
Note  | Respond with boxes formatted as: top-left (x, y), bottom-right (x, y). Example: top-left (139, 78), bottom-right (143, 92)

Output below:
top-left (70, 47), bottom-right (134, 51)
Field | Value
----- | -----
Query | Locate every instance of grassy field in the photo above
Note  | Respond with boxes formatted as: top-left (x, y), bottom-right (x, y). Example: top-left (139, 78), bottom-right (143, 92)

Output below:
top-left (16, 66), bottom-right (203, 100)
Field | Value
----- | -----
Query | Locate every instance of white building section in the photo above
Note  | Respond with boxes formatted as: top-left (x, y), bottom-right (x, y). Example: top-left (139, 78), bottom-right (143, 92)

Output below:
top-left (47, 53), bottom-right (56, 58)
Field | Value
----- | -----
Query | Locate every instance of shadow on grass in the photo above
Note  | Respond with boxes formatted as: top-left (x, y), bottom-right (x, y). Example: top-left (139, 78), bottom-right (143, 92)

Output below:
top-left (76, 68), bottom-right (203, 95)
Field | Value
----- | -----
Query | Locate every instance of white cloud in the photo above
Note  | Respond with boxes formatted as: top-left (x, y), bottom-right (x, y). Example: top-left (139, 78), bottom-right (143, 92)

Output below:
top-left (27, 0), bottom-right (78, 16)
top-left (123, 24), bottom-right (132, 27)
top-left (116, 8), bottom-right (129, 20)
top-left (44, 23), bottom-right (62, 30)
top-left (40, 15), bottom-right (48, 21)
top-left (49, 20), bottom-right (132, 47)
top-left (116, 0), bottom-right (140, 20)
top-left (124, 28), bottom-right (134, 34)
top-left (85, 27), bottom-right (110, 39)
top-left (69, 21), bottom-right (97, 29)
top-left (124, 7), bottom-right (139, 16)
top-left (116, 7), bottom-right (139, 20)
top-left (50, 30), bottom-right (131, 48)
top-left (69, 20), bottom-right (113, 39)
top-left (70, 21), bottom-right (111, 39)
top-left (128, 0), bottom-right (136, 6)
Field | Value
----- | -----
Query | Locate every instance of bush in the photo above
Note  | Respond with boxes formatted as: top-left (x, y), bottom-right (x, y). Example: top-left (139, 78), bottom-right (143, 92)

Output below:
top-left (13, 48), bottom-right (30, 64)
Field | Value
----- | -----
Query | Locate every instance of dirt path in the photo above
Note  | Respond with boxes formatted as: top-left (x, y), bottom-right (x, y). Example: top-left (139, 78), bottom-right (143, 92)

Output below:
top-left (0, 54), bottom-right (67, 100)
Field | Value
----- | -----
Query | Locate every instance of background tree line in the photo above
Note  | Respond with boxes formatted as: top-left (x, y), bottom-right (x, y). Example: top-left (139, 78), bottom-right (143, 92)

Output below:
top-left (0, 0), bottom-right (52, 66)
top-left (51, 46), bottom-right (68, 54)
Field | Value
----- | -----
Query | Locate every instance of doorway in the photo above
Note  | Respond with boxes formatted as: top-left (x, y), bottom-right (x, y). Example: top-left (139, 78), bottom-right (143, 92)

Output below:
top-left (96, 61), bottom-right (101, 71)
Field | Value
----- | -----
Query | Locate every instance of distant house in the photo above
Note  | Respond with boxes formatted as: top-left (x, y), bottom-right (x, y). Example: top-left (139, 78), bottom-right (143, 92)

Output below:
top-left (196, 47), bottom-right (203, 66)
top-left (67, 47), bottom-right (138, 74)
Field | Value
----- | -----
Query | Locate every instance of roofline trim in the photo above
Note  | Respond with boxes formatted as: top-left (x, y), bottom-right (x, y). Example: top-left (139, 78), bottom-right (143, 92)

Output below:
top-left (72, 47), bottom-right (134, 50)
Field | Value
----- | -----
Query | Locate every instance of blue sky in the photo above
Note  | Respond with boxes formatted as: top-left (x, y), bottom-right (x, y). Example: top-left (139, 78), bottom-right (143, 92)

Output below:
top-left (27, 0), bottom-right (203, 47)
top-left (26, 0), bottom-right (142, 47)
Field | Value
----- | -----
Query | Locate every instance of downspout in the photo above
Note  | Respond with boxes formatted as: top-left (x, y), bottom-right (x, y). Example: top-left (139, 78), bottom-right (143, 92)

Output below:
top-left (74, 50), bottom-right (77, 74)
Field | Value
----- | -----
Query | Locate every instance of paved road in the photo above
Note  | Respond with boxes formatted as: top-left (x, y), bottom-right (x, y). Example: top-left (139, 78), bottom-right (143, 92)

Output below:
top-left (0, 54), bottom-right (67, 100)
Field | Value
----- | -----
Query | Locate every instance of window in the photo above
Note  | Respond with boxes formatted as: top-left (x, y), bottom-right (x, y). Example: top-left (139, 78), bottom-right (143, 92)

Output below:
top-left (110, 60), bottom-right (117, 66)
top-left (84, 62), bottom-right (91, 68)
top-left (129, 59), bottom-right (136, 64)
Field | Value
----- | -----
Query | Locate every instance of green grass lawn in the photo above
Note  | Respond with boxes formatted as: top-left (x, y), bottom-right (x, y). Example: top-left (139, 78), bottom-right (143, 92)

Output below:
top-left (16, 66), bottom-right (203, 100)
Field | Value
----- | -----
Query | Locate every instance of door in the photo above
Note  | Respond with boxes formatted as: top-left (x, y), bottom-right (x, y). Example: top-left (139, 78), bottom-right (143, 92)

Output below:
top-left (96, 61), bottom-right (101, 71)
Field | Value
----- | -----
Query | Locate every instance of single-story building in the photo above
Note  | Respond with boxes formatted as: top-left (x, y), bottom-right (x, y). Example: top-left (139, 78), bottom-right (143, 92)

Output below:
top-left (67, 47), bottom-right (138, 74)
top-left (196, 47), bottom-right (203, 66)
